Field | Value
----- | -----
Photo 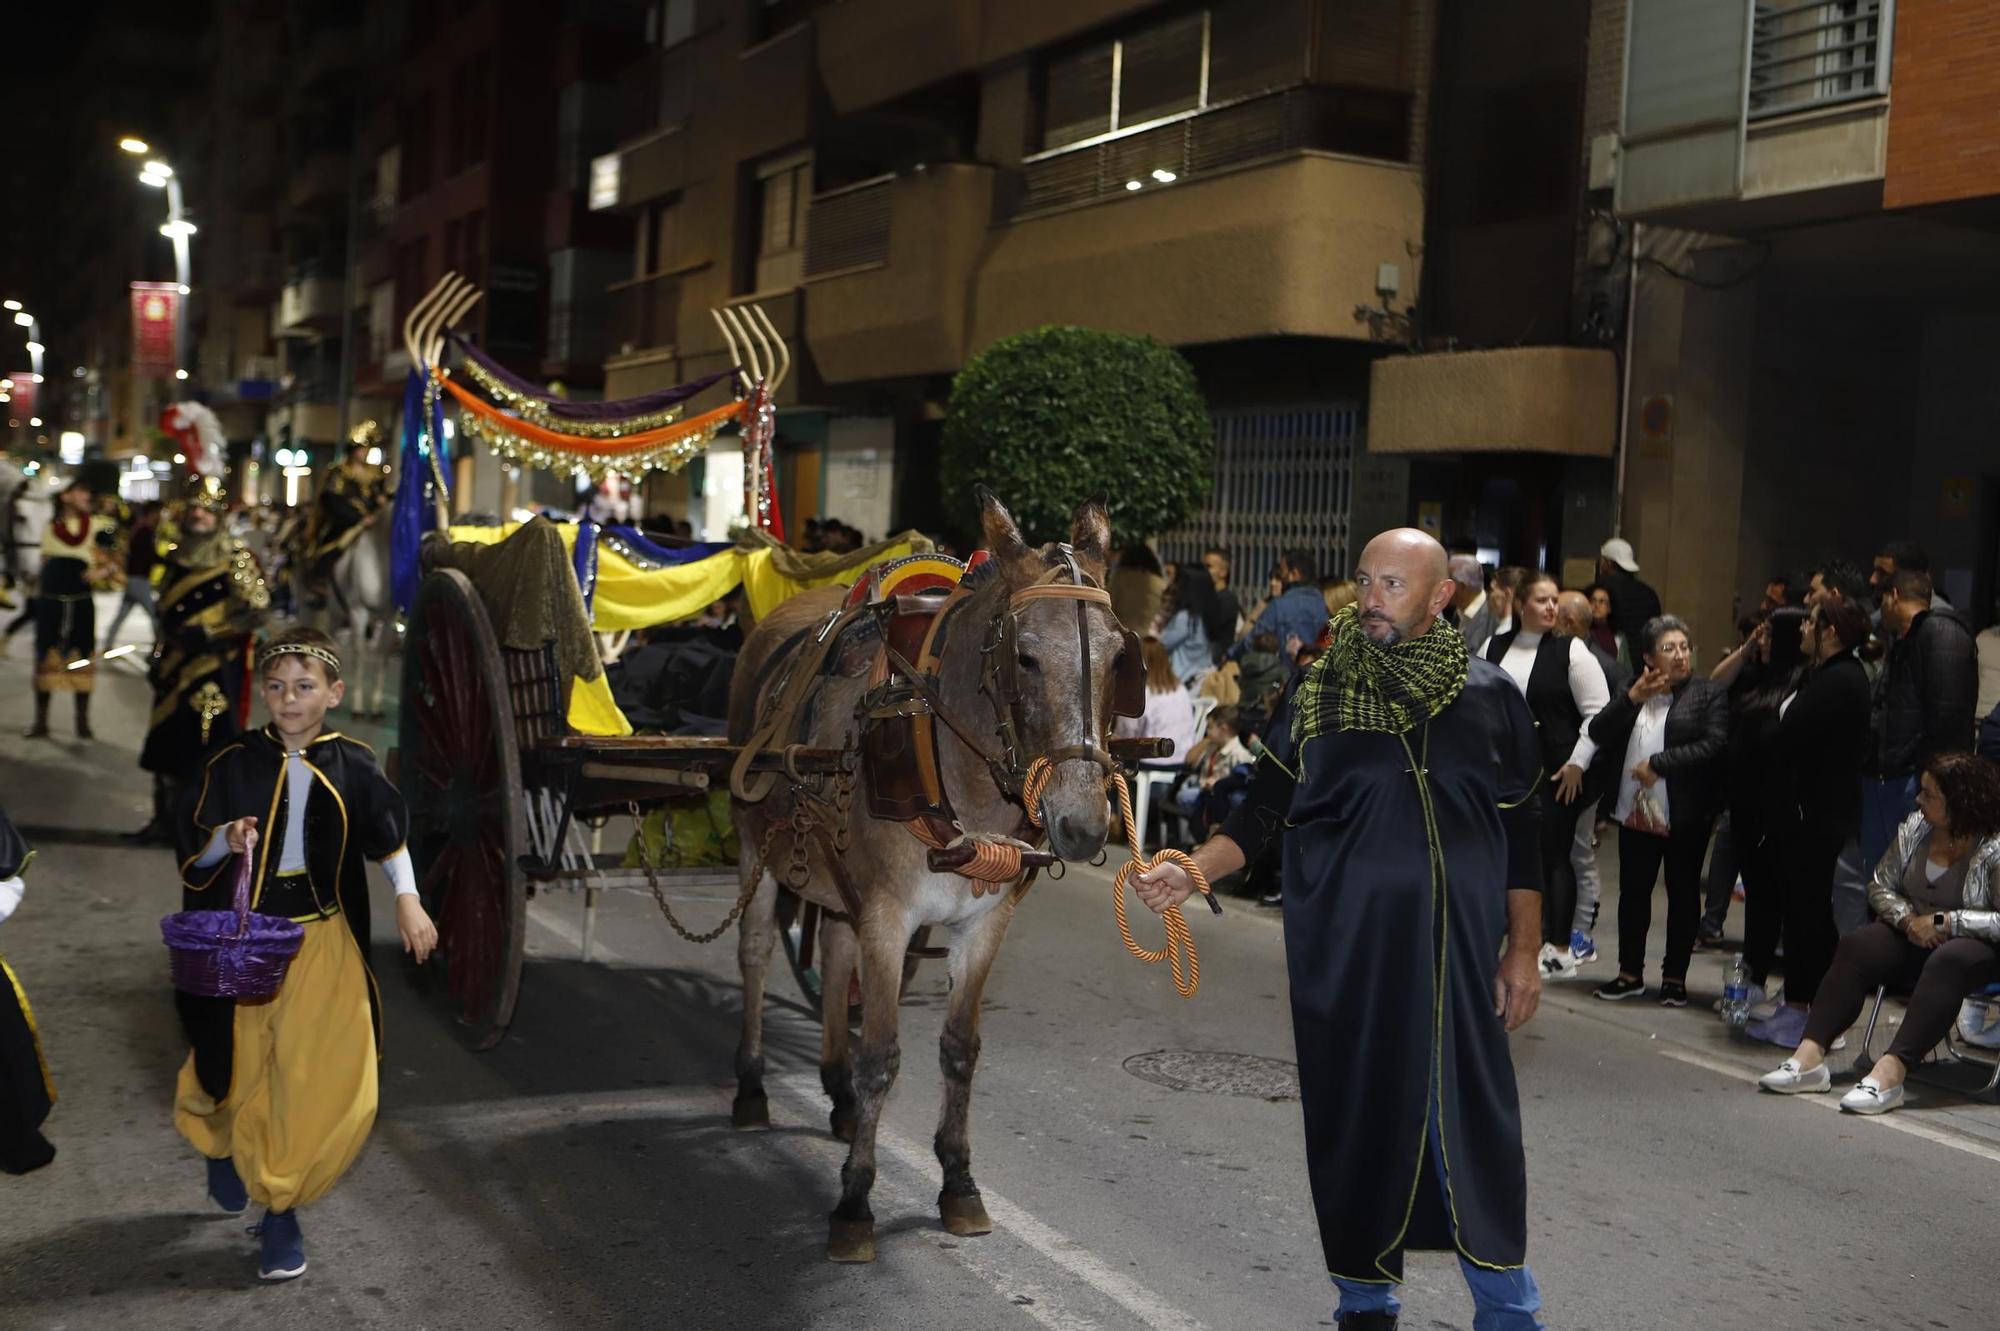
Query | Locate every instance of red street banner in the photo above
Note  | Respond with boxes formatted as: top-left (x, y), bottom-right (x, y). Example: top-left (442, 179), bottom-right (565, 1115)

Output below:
top-left (130, 281), bottom-right (179, 377)
top-left (4, 372), bottom-right (33, 423)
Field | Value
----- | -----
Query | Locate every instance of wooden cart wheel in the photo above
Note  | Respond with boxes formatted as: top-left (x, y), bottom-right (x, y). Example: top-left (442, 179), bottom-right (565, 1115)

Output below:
top-left (776, 887), bottom-right (927, 1026)
top-left (397, 569), bottom-right (527, 1051)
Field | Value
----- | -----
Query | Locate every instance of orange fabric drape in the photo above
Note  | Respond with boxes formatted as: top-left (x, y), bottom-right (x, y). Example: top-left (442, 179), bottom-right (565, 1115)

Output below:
top-left (436, 373), bottom-right (747, 459)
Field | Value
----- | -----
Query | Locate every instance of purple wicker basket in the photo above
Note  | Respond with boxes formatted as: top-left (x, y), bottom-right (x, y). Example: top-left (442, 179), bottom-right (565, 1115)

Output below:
top-left (161, 845), bottom-right (305, 1000)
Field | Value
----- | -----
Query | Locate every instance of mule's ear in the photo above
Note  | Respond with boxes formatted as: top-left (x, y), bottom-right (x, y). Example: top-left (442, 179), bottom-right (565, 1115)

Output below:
top-left (978, 486), bottom-right (1031, 563)
top-left (1069, 495), bottom-right (1112, 572)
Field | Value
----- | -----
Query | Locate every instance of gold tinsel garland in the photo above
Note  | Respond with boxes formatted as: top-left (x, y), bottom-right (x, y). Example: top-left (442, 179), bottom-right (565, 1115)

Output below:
top-left (457, 408), bottom-right (724, 482)
top-left (456, 356), bottom-right (687, 438)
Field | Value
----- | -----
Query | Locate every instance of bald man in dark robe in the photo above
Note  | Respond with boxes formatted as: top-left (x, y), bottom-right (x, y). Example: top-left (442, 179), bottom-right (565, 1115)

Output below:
top-left (1139, 529), bottom-right (1548, 1331)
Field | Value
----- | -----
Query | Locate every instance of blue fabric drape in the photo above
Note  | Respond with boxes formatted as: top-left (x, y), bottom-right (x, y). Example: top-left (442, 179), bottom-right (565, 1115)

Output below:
top-left (390, 370), bottom-right (450, 612)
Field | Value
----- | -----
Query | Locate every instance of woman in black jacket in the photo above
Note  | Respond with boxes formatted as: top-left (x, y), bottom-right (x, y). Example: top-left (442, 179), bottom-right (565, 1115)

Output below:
top-left (1588, 615), bottom-right (1731, 1006)
top-left (1706, 606), bottom-right (1810, 965)
top-left (1747, 597), bottom-right (1874, 1047)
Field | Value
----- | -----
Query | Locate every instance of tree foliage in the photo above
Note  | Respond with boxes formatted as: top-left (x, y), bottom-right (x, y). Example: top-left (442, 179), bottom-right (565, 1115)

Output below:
top-left (940, 326), bottom-right (1212, 546)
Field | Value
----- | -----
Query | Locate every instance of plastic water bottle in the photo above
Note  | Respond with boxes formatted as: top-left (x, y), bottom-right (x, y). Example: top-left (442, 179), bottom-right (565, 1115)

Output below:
top-left (1721, 955), bottom-right (1751, 1029)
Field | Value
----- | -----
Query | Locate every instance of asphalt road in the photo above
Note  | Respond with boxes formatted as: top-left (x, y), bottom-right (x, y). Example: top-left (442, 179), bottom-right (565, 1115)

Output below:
top-left (3, 638), bottom-right (1999, 1330)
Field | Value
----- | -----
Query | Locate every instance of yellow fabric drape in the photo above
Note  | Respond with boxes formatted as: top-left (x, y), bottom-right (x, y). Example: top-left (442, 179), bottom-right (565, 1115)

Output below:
top-left (568, 672), bottom-right (634, 737)
top-left (442, 523), bottom-right (921, 627)
top-left (433, 523), bottom-right (919, 733)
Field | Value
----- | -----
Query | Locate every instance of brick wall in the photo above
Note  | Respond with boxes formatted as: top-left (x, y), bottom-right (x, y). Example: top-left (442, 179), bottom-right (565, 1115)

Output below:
top-left (1885, 0), bottom-right (2000, 209)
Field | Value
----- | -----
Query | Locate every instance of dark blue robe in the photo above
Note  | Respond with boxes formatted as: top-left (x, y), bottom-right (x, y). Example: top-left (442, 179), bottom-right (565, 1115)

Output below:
top-left (1224, 659), bottom-right (1543, 1281)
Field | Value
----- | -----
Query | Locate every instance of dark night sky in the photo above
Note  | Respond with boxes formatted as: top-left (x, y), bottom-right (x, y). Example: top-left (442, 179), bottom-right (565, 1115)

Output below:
top-left (0, 2), bottom-right (209, 365)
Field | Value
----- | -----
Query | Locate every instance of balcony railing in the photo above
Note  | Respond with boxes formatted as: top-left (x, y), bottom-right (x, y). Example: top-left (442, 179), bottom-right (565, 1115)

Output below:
top-left (1015, 84), bottom-right (1411, 217)
top-left (804, 175), bottom-right (892, 279)
top-left (606, 272), bottom-right (681, 357)
top-left (1749, 0), bottom-right (1892, 120)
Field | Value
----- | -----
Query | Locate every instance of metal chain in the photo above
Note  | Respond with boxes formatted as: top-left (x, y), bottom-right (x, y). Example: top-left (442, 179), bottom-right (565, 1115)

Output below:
top-left (628, 801), bottom-right (778, 945)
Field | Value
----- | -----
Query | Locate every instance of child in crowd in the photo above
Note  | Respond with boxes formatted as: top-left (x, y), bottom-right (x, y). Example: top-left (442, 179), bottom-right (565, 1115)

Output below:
top-left (173, 626), bottom-right (436, 1281)
top-left (1176, 708), bottom-right (1257, 839)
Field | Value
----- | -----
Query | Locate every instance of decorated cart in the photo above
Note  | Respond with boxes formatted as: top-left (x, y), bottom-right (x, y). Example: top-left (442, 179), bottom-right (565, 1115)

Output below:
top-left (389, 276), bottom-right (1188, 1051)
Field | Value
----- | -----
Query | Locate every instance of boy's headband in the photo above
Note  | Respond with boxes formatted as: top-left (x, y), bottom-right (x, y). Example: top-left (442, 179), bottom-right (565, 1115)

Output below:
top-left (258, 642), bottom-right (341, 674)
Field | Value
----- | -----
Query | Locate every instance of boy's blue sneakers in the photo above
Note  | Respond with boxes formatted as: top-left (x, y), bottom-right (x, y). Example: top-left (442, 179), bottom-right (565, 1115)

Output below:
top-left (206, 1157), bottom-right (248, 1215)
top-left (1569, 930), bottom-right (1598, 965)
top-left (253, 1208), bottom-right (307, 1281)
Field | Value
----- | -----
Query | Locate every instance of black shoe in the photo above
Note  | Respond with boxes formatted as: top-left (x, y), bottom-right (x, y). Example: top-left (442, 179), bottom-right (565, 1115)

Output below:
top-left (21, 724), bottom-right (48, 739)
top-left (1594, 974), bottom-right (1646, 1001)
top-left (1257, 891), bottom-right (1282, 908)
top-left (75, 722), bottom-right (93, 741)
top-left (1337, 1313), bottom-right (1398, 1330)
top-left (1695, 927), bottom-right (1725, 949)
top-left (1658, 978), bottom-right (1689, 1007)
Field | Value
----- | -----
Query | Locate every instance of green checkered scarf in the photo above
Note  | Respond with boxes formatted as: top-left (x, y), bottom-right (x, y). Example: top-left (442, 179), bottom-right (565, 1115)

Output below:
top-left (1293, 604), bottom-right (1469, 740)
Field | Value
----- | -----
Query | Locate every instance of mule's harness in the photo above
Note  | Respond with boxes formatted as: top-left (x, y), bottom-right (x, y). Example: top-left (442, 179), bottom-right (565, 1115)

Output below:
top-left (730, 549), bottom-right (1219, 995)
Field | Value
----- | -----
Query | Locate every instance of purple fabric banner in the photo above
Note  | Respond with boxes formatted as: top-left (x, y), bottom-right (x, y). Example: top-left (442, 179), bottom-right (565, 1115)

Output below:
top-left (450, 334), bottom-right (738, 422)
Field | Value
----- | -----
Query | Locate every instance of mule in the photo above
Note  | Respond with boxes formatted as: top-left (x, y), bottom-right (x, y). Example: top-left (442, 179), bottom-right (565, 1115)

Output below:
top-left (727, 491), bottom-right (1124, 1263)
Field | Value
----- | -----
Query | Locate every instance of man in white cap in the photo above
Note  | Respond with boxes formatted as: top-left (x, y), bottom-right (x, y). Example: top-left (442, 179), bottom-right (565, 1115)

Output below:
top-left (1597, 538), bottom-right (1661, 652)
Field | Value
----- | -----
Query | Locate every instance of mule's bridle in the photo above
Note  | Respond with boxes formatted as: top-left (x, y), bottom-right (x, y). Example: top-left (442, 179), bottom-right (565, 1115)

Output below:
top-left (877, 548), bottom-right (1138, 821)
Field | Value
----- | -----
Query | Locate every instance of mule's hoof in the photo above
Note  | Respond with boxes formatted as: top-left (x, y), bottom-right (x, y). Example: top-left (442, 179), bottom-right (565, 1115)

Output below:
top-left (827, 1216), bottom-right (876, 1263)
top-left (829, 1104), bottom-right (857, 1143)
top-left (939, 1191), bottom-right (992, 1237)
top-left (731, 1092), bottom-right (770, 1130)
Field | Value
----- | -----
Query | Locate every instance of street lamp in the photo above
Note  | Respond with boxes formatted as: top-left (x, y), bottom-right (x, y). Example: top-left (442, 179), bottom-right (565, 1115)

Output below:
top-left (135, 149), bottom-right (192, 383)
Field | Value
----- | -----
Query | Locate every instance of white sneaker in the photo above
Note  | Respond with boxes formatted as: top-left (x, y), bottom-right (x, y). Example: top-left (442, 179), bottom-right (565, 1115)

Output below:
top-left (1757, 1059), bottom-right (1831, 1094)
top-left (1539, 948), bottom-right (1579, 980)
top-left (1958, 999), bottom-right (2000, 1049)
top-left (1840, 1078), bottom-right (1905, 1115)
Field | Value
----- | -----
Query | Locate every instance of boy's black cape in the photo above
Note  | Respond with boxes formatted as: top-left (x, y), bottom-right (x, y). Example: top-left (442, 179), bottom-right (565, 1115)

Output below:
top-left (173, 726), bottom-right (408, 1102)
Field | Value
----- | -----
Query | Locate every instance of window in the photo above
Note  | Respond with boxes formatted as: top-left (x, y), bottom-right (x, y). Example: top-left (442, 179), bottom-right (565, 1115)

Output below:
top-left (642, 198), bottom-right (683, 277)
top-left (749, 153), bottom-right (810, 292)
top-left (752, 0), bottom-right (818, 45)
top-left (465, 50), bottom-right (491, 167)
top-left (647, 0), bottom-right (694, 47)
top-left (445, 51), bottom-right (490, 173)
top-left (1037, 0), bottom-right (1306, 151)
top-left (401, 95), bottom-right (432, 197)
top-left (463, 210), bottom-right (485, 285)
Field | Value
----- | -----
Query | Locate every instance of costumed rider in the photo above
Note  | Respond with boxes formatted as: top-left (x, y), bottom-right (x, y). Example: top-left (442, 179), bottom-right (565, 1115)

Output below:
top-left (133, 484), bottom-right (270, 843)
top-left (1136, 528), bottom-right (1550, 1331)
top-left (303, 424), bottom-right (389, 593)
top-left (25, 478), bottom-right (118, 740)
top-left (0, 801), bottom-right (57, 1173)
top-left (172, 626), bottom-right (437, 1282)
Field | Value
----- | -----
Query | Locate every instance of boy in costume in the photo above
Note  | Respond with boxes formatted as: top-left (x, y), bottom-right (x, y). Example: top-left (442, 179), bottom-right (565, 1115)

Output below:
top-left (0, 803), bottom-right (56, 1173)
top-left (173, 626), bottom-right (436, 1280)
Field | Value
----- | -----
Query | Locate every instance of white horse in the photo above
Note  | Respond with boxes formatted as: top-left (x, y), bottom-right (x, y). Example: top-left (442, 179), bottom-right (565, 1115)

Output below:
top-left (325, 515), bottom-right (396, 718)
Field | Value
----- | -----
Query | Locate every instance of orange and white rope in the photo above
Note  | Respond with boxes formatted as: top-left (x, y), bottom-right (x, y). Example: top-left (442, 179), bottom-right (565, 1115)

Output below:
top-left (1023, 758), bottom-right (1214, 998)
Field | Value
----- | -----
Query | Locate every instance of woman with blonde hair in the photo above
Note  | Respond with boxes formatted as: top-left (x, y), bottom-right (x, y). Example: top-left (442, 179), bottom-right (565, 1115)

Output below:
top-left (1321, 579), bottom-right (1358, 636)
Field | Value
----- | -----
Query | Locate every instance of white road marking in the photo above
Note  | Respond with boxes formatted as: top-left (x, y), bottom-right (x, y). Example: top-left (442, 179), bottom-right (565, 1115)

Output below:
top-left (772, 1074), bottom-right (1209, 1331)
top-left (1657, 1046), bottom-right (2000, 1167)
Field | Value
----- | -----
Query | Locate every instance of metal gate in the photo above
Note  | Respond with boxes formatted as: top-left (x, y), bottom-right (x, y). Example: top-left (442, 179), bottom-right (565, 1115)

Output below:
top-left (1156, 404), bottom-right (1358, 597)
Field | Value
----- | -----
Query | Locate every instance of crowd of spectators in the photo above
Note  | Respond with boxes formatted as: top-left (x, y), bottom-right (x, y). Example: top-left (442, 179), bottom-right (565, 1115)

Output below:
top-left (1110, 528), bottom-right (2000, 1114)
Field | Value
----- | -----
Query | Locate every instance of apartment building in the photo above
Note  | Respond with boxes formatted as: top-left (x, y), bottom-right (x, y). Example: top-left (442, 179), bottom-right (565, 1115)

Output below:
top-left (590, 0), bottom-right (1437, 574)
top-left (1602, 0), bottom-right (2000, 654)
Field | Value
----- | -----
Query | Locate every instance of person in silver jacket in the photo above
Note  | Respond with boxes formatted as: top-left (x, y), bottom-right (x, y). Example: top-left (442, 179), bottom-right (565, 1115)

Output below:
top-left (1756, 751), bottom-right (2000, 1114)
